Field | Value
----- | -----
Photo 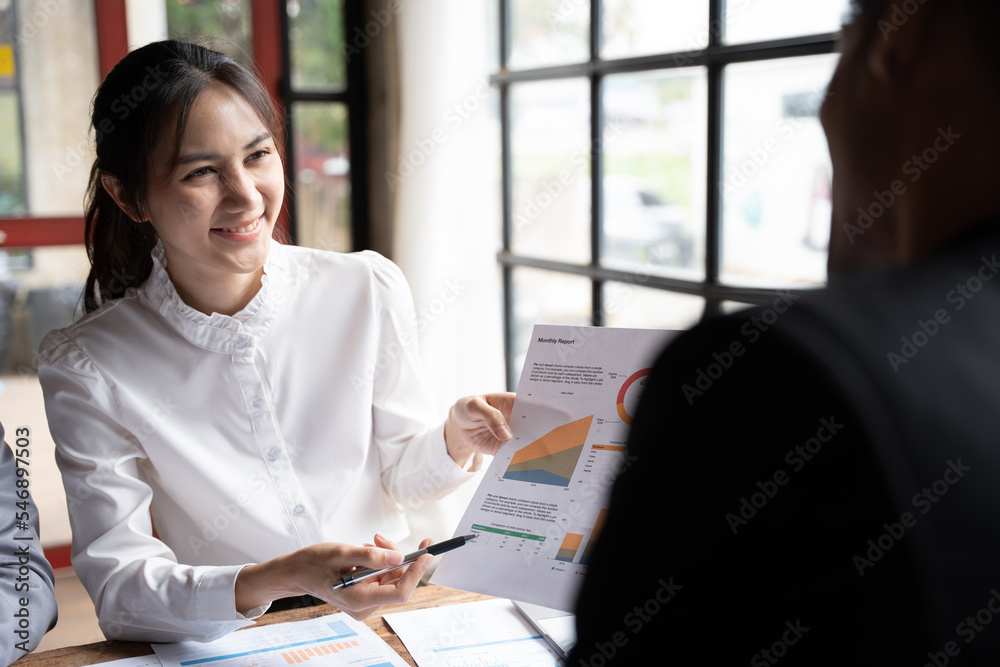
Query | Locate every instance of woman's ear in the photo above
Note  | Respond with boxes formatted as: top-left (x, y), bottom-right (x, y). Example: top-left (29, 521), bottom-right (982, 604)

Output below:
top-left (100, 173), bottom-right (146, 222)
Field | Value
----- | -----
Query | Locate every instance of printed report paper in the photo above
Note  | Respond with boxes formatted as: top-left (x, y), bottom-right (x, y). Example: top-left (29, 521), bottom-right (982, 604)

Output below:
top-left (83, 656), bottom-right (161, 667)
top-left (431, 324), bottom-right (677, 610)
top-left (383, 598), bottom-right (559, 667)
top-left (152, 613), bottom-right (407, 667)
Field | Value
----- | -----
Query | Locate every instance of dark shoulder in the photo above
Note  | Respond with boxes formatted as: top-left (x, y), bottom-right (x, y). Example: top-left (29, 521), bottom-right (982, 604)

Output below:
top-left (634, 298), bottom-right (848, 442)
top-left (571, 305), bottom-right (927, 664)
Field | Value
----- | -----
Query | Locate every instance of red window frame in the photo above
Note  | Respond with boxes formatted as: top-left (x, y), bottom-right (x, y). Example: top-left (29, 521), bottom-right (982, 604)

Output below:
top-left (0, 0), bottom-right (287, 250)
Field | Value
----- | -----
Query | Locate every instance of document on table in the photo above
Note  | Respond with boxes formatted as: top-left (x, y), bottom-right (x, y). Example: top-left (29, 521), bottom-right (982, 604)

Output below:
top-left (83, 656), bottom-right (161, 667)
top-left (383, 598), bottom-right (560, 667)
top-left (431, 324), bottom-right (677, 611)
top-left (152, 613), bottom-right (407, 667)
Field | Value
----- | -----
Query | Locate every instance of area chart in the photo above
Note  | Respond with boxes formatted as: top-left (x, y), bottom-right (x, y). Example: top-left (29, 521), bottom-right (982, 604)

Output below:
top-left (503, 415), bottom-right (593, 487)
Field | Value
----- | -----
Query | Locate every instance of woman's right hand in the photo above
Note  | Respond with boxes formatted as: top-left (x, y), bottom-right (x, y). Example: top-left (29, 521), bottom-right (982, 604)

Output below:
top-left (235, 533), bottom-right (433, 620)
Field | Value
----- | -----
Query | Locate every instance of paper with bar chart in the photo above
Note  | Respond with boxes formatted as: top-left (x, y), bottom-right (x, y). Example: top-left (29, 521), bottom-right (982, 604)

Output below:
top-left (432, 325), bottom-right (677, 611)
top-left (151, 613), bottom-right (407, 667)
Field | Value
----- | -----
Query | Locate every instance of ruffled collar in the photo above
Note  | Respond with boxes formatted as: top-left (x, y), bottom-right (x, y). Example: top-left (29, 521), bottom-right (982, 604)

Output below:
top-left (136, 240), bottom-right (286, 356)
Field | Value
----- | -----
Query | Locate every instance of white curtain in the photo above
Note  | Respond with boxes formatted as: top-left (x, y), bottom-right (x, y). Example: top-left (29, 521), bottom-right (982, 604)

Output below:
top-left (391, 0), bottom-right (505, 549)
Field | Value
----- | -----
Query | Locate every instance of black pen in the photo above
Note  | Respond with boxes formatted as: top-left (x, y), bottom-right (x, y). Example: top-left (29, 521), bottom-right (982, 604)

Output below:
top-left (331, 534), bottom-right (477, 590)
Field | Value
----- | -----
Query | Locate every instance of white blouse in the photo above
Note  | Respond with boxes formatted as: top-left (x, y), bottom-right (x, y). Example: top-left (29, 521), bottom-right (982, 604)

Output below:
top-left (38, 242), bottom-right (478, 643)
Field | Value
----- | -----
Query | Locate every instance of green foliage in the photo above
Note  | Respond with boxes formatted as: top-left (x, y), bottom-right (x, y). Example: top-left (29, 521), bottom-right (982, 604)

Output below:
top-left (165, 0), bottom-right (347, 90)
top-left (166, 0), bottom-right (254, 64)
top-left (293, 102), bottom-right (348, 163)
top-left (288, 0), bottom-right (346, 90)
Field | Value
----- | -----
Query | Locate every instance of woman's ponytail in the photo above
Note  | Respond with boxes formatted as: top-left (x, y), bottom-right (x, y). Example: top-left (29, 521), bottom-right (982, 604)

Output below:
top-left (83, 164), bottom-right (157, 313)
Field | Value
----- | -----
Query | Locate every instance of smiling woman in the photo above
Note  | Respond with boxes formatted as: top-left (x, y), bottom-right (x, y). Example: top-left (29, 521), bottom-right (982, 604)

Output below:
top-left (107, 83), bottom-right (284, 316)
top-left (35, 40), bottom-right (515, 644)
top-left (81, 40), bottom-right (286, 315)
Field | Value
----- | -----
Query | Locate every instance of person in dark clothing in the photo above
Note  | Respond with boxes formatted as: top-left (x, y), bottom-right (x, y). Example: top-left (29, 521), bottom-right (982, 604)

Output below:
top-left (569, 0), bottom-right (1000, 663)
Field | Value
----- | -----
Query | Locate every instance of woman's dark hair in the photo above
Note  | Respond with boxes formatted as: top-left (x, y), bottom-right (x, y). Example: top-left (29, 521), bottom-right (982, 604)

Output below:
top-left (83, 40), bottom-right (286, 313)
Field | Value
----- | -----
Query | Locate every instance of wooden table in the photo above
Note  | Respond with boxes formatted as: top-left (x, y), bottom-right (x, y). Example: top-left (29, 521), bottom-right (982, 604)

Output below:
top-left (19, 586), bottom-right (494, 667)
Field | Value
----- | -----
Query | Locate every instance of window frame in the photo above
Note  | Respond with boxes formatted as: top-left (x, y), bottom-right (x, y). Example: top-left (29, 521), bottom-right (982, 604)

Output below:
top-left (495, 0), bottom-right (843, 388)
top-left (279, 0), bottom-right (369, 249)
top-left (0, 0), bottom-right (127, 248)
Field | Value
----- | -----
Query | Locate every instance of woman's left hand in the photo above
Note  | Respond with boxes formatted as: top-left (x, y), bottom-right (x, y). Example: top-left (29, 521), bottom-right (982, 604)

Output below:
top-left (444, 392), bottom-right (516, 464)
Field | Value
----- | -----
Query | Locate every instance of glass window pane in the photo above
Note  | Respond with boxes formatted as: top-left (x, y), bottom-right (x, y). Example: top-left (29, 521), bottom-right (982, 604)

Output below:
top-left (0, 5), bottom-right (23, 215)
top-left (2, 0), bottom-right (99, 217)
top-left (510, 79), bottom-right (591, 265)
top-left (286, 0), bottom-right (346, 92)
top-left (510, 267), bottom-right (592, 388)
top-left (1, 247), bottom-right (88, 374)
top-left (603, 283), bottom-right (703, 330)
top-left (602, 69), bottom-right (707, 280)
top-left (602, 0), bottom-right (709, 59)
top-left (292, 102), bottom-right (351, 252)
top-left (725, 0), bottom-right (852, 44)
top-left (0, 91), bottom-right (25, 215)
top-left (509, 0), bottom-right (589, 70)
top-left (485, 0), bottom-right (501, 74)
top-left (721, 55), bottom-right (838, 288)
top-left (165, 0), bottom-right (253, 62)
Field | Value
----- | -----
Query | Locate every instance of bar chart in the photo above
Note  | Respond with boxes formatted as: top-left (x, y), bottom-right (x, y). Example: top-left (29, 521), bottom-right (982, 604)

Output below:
top-left (152, 615), bottom-right (406, 667)
top-left (554, 533), bottom-right (584, 562)
top-left (579, 509), bottom-right (609, 566)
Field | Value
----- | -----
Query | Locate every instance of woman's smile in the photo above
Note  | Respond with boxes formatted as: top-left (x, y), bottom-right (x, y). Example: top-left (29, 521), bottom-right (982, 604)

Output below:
top-left (211, 214), bottom-right (265, 240)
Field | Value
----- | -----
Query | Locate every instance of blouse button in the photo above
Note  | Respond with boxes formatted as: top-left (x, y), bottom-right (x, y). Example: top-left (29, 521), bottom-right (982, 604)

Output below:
top-left (293, 504), bottom-right (306, 516)
top-left (268, 447), bottom-right (282, 461)
top-left (252, 396), bottom-right (265, 408)
top-left (235, 338), bottom-right (249, 350)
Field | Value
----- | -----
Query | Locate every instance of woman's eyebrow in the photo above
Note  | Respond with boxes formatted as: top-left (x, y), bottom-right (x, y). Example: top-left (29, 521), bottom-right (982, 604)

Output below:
top-left (176, 132), bottom-right (272, 166)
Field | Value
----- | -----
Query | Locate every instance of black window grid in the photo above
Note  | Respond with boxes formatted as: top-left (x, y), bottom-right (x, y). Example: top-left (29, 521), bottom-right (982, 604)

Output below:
top-left (495, 0), bottom-right (842, 389)
top-left (279, 0), bottom-right (369, 250)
